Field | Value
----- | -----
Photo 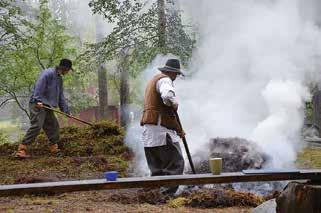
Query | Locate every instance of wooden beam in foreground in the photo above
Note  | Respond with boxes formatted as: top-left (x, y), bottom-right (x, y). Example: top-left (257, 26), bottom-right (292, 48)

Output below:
top-left (1, 170), bottom-right (321, 196)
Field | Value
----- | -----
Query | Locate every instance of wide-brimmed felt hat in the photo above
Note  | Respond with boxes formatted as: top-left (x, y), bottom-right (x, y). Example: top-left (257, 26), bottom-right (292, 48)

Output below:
top-left (158, 59), bottom-right (184, 75)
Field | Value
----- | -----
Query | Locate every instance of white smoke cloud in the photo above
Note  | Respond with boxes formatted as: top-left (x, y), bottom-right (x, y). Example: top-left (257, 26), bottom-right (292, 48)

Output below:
top-left (250, 80), bottom-right (310, 167)
top-left (175, 0), bottom-right (321, 168)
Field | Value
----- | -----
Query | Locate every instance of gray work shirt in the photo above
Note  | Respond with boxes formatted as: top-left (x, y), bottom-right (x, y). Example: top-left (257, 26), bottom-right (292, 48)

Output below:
top-left (30, 67), bottom-right (70, 114)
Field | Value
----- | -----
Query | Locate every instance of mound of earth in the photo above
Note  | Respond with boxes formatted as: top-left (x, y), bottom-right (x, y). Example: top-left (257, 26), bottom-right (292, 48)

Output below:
top-left (88, 188), bottom-right (265, 208)
top-left (193, 137), bottom-right (269, 173)
top-left (0, 121), bottom-right (133, 184)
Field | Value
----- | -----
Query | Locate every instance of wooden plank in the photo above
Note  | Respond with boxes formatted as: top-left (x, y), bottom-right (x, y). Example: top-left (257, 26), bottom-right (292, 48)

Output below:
top-left (304, 137), bottom-right (321, 142)
top-left (242, 169), bottom-right (300, 174)
top-left (307, 141), bottom-right (321, 149)
top-left (1, 170), bottom-right (321, 196)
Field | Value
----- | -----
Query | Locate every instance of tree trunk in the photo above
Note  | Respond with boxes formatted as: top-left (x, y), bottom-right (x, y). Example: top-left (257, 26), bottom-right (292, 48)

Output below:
top-left (157, 0), bottom-right (166, 51)
top-left (97, 64), bottom-right (109, 120)
top-left (119, 48), bottom-right (130, 127)
top-left (96, 17), bottom-right (108, 120)
top-left (120, 65), bottom-right (129, 127)
top-left (276, 181), bottom-right (321, 213)
top-left (312, 88), bottom-right (321, 136)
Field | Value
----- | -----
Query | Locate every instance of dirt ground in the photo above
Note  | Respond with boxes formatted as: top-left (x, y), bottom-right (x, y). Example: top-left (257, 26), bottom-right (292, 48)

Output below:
top-left (0, 190), bottom-right (252, 213)
top-left (1, 131), bottom-right (319, 212)
top-left (0, 123), bottom-right (285, 212)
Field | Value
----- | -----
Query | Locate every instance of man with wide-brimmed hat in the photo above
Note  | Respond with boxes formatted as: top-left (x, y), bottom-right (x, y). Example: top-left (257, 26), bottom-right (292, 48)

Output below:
top-left (15, 59), bottom-right (73, 158)
top-left (140, 58), bottom-right (185, 194)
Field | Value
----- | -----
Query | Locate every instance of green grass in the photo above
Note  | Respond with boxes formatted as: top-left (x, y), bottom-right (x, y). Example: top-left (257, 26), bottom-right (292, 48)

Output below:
top-left (0, 120), bottom-right (24, 142)
top-left (296, 148), bottom-right (321, 169)
top-left (0, 120), bottom-right (17, 129)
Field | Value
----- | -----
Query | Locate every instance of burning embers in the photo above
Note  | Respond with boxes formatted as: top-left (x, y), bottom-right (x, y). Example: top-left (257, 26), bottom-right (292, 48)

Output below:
top-left (192, 137), bottom-right (269, 173)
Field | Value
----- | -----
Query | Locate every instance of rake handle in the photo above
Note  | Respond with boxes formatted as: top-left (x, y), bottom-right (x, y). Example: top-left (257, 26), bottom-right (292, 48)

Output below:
top-left (174, 111), bottom-right (196, 174)
top-left (42, 105), bottom-right (93, 126)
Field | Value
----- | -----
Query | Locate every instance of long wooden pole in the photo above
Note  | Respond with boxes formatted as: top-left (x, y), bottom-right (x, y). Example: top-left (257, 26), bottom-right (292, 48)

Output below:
top-left (1, 170), bottom-right (321, 196)
top-left (42, 106), bottom-right (93, 127)
top-left (174, 111), bottom-right (196, 174)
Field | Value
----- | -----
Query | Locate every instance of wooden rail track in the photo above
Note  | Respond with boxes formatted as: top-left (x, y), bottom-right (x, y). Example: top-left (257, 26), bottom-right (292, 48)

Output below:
top-left (1, 170), bottom-right (321, 196)
top-left (305, 137), bottom-right (321, 148)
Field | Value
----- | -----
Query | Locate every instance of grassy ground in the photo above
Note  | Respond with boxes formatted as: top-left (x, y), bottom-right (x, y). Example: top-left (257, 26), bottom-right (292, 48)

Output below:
top-left (0, 122), bottom-right (132, 185)
top-left (296, 147), bottom-right (321, 169)
top-left (0, 120), bottom-right (24, 142)
top-left (0, 120), bottom-right (20, 132)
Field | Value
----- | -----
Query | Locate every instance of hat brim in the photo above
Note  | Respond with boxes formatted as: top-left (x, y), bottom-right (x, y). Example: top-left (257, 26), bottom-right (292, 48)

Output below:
top-left (58, 65), bottom-right (74, 72)
top-left (158, 67), bottom-right (184, 76)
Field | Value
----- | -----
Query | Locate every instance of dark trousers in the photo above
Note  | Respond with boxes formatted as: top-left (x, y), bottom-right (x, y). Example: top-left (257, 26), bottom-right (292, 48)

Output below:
top-left (144, 134), bottom-right (185, 194)
top-left (22, 102), bottom-right (60, 145)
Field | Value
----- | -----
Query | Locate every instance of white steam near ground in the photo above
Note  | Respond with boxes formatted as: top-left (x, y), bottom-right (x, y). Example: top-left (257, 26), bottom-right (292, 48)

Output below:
top-left (175, 0), bottom-right (321, 168)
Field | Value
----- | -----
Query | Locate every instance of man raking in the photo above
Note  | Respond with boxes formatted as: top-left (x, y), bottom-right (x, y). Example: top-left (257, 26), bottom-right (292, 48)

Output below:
top-left (15, 59), bottom-right (73, 158)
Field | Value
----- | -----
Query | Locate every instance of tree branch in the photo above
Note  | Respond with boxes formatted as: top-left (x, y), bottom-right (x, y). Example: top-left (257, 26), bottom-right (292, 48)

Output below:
top-left (9, 91), bottom-right (30, 120)
top-left (0, 98), bottom-right (12, 108)
top-left (111, 72), bottom-right (120, 96)
top-left (36, 47), bottom-right (45, 69)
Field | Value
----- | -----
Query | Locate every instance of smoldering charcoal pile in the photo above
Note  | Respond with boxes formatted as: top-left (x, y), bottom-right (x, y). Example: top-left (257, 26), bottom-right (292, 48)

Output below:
top-left (192, 137), bottom-right (269, 173)
top-left (190, 138), bottom-right (283, 195)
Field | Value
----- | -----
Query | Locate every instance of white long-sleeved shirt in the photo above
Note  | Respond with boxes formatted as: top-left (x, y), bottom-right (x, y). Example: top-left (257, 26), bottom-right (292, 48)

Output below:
top-left (142, 77), bottom-right (181, 147)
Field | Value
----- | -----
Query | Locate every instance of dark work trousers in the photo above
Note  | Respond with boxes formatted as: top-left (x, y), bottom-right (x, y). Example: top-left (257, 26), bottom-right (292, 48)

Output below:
top-left (21, 102), bottom-right (60, 145)
top-left (144, 133), bottom-right (185, 194)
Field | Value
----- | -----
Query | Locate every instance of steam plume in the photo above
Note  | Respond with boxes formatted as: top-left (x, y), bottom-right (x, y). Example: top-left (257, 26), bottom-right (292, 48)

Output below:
top-left (176, 0), bottom-right (321, 167)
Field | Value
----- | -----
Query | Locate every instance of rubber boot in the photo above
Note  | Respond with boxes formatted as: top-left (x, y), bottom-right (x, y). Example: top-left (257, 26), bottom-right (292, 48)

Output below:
top-left (15, 144), bottom-right (30, 159)
top-left (49, 144), bottom-right (60, 154)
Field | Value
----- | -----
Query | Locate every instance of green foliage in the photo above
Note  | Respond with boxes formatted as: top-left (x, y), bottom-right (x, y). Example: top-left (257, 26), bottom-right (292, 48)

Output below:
top-left (33, 0), bottom-right (77, 69)
top-left (88, 0), bottom-right (195, 64)
top-left (86, 0), bottom-right (196, 105)
top-left (0, 0), bottom-right (28, 52)
top-left (0, 1), bottom-right (33, 115)
top-left (64, 71), bottom-right (98, 114)
top-left (0, 0), bottom-right (77, 118)
top-left (166, 9), bottom-right (196, 63)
